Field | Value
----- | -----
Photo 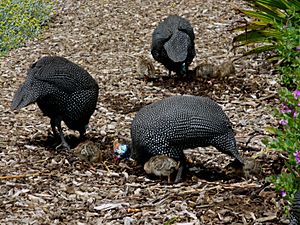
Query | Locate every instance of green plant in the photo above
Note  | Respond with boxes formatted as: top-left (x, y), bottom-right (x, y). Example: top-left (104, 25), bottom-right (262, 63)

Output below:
top-left (264, 88), bottom-right (300, 202)
top-left (0, 0), bottom-right (54, 56)
top-left (275, 19), bottom-right (300, 87)
top-left (235, 0), bottom-right (300, 216)
top-left (233, 0), bottom-right (300, 56)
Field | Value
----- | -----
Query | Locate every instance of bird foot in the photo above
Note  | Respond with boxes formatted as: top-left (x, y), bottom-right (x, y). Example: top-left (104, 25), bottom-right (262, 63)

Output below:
top-left (55, 141), bottom-right (71, 150)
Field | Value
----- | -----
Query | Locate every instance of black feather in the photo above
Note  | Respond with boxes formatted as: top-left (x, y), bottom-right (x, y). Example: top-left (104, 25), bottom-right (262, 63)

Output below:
top-left (151, 15), bottom-right (196, 77)
top-left (290, 190), bottom-right (300, 225)
top-left (11, 56), bottom-right (99, 149)
top-left (130, 95), bottom-right (243, 165)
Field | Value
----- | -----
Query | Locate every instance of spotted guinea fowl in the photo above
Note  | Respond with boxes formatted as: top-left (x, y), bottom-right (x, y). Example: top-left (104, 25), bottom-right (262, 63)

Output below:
top-left (290, 190), bottom-right (300, 225)
top-left (11, 56), bottom-right (99, 150)
top-left (151, 15), bottom-right (196, 78)
top-left (114, 95), bottom-right (243, 182)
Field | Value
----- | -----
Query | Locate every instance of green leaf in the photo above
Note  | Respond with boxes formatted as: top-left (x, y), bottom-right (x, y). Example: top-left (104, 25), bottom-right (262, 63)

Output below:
top-left (241, 9), bottom-right (283, 23)
top-left (233, 29), bottom-right (278, 46)
top-left (242, 44), bottom-right (277, 56)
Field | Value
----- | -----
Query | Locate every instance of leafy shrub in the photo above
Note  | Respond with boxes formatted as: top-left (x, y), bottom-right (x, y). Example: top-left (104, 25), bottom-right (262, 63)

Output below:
top-left (265, 88), bottom-right (300, 202)
top-left (0, 0), bottom-right (54, 56)
top-left (275, 19), bottom-right (300, 88)
top-left (233, 0), bottom-right (300, 57)
top-left (233, 0), bottom-right (300, 87)
top-left (234, 0), bottom-right (300, 210)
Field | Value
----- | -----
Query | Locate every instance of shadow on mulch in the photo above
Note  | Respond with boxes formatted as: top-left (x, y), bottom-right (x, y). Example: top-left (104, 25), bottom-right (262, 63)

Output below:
top-left (149, 74), bottom-right (258, 97)
top-left (111, 158), bottom-right (244, 184)
top-left (102, 72), bottom-right (261, 114)
top-left (17, 131), bottom-right (114, 152)
top-left (28, 137), bottom-right (245, 183)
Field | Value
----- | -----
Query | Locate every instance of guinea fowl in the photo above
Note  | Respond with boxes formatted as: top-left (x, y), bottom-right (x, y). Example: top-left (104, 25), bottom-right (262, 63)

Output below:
top-left (114, 95), bottom-right (244, 182)
top-left (290, 189), bottom-right (300, 225)
top-left (151, 15), bottom-right (196, 78)
top-left (11, 56), bottom-right (99, 150)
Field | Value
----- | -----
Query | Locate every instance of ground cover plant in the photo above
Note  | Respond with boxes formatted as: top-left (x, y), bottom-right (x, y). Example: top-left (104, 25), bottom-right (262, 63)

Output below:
top-left (234, 0), bottom-right (300, 208)
top-left (0, 0), bottom-right (53, 56)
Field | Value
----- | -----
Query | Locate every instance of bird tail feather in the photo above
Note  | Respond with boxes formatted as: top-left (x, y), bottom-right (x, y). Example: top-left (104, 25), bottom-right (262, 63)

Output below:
top-left (11, 82), bottom-right (39, 110)
top-left (164, 31), bottom-right (190, 63)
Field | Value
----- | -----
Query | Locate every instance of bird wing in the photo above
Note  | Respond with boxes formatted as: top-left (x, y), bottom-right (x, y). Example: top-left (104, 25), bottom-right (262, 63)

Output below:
top-left (178, 20), bottom-right (195, 40)
top-left (64, 89), bottom-right (99, 121)
top-left (32, 64), bottom-right (95, 93)
top-left (11, 81), bottom-right (41, 110)
top-left (189, 116), bottom-right (232, 137)
top-left (164, 31), bottom-right (190, 63)
top-left (11, 67), bottom-right (96, 110)
top-left (168, 116), bottom-right (231, 144)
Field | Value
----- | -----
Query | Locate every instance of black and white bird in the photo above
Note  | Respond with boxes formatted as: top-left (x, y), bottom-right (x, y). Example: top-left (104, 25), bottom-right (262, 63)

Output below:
top-left (114, 95), bottom-right (244, 182)
top-left (151, 15), bottom-right (196, 78)
top-left (11, 56), bottom-right (99, 150)
top-left (290, 190), bottom-right (300, 225)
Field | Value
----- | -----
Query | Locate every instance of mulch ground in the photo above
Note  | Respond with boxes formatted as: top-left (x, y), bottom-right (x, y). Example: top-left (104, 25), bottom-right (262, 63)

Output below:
top-left (0, 0), bottom-right (290, 224)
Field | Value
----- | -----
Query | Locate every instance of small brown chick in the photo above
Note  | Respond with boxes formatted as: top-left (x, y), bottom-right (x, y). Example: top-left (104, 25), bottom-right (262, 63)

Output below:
top-left (194, 60), bottom-right (235, 80)
top-left (226, 157), bottom-right (263, 179)
top-left (74, 140), bottom-right (102, 163)
top-left (215, 60), bottom-right (235, 78)
top-left (243, 158), bottom-right (263, 179)
top-left (194, 63), bottom-right (215, 79)
top-left (144, 155), bottom-right (180, 183)
top-left (137, 56), bottom-right (155, 80)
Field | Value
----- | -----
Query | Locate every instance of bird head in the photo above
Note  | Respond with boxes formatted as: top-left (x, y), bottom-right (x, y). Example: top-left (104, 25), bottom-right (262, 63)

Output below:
top-left (113, 140), bottom-right (130, 161)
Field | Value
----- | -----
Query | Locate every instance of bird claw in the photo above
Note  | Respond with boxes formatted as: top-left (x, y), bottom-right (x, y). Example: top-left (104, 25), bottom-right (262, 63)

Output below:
top-left (55, 141), bottom-right (70, 150)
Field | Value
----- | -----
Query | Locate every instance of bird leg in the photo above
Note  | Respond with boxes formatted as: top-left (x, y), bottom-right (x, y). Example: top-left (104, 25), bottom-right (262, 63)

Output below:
top-left (51, 118), bottom-right (70, 150)
top-left (79, 128), bottom-right (86, 140)
top-left (174, 163), bottom-right (184, 183)
top-left (167, 175), bottom-right (171, 184)
top-left (55, 129), bottom-right (70, 150)
top-left (50, 119), bottom-right (58, 137)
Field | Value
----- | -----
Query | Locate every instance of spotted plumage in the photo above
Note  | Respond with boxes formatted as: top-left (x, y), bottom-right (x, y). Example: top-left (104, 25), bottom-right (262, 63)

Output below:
top-left (151, 15), bottom-right (196, 77)
top-left (290, 190), bottom-right (300, 225)
top-left (11, 56), bottom-right (99, 149)
top-left (130, 95), bottom-right (243, 168)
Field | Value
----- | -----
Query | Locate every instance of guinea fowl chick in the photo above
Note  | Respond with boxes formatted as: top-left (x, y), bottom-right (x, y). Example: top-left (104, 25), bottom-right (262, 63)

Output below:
top-left (74, 140), bottom-right (102, 163)
top-left (194, 60), bottom-right (235, 80)
top-left (151, 15), bottom-right (196, 78)
top-left (290, 190), bottom-right (300, 225)
top-left (215, 60), bottom-right (235, 78)
top-left (11, 56), bottom-right (99, 150)
top-left (114, 95), bottom-right (244, 183)
top-left (137, 56), bottom-right (155, 80)
top-left (144, 155), bottom-right (180, 183)
top-left (194, 63), bottom-right (215, 79)
top-left (225, 157), bottom-right (262, 179)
